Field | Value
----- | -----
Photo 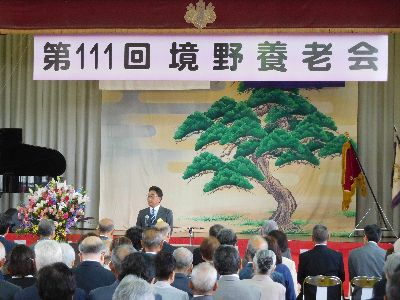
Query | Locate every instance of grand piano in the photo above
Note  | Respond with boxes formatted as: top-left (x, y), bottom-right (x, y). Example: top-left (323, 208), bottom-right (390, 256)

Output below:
top-left (0, 128), bottom-right (66, 193)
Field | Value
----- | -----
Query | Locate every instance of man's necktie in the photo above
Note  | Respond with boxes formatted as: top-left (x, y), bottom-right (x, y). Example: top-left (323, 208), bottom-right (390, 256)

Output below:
top-left (150, 208), bottom-right (156, 224)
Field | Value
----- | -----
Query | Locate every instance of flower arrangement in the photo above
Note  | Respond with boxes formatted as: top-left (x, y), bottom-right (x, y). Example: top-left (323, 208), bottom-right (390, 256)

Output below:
top-left (18, 177), bottom-right (89, 241)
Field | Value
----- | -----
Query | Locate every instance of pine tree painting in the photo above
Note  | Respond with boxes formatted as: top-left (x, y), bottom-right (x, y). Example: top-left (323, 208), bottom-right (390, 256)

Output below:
top-left (174, 83), bottom-right (347, 230)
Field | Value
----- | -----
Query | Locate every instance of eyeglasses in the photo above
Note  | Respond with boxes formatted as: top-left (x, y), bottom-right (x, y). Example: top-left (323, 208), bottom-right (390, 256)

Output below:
top-left (147, 195), bottom-right (159, 199)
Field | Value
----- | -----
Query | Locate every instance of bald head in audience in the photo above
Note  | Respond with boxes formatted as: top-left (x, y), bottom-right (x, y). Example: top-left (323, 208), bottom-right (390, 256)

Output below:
top-left (78, 236), bottom-right (106, 264)
top-left (98, 218), bottom-right (114, 240)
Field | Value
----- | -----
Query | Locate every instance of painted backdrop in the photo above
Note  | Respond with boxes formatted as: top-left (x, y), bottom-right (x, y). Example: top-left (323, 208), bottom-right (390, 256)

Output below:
top-left (100, 82), bottom-right (358, 236)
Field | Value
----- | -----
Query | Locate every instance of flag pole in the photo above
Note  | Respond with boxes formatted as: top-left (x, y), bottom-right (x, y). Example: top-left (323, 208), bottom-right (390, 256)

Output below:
top-left (346, 134), bottom-right (397, 237)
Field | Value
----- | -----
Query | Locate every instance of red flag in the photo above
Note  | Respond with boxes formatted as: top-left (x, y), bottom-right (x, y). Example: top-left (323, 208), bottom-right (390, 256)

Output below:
top-left (341, 140), bottom-right (367, 211)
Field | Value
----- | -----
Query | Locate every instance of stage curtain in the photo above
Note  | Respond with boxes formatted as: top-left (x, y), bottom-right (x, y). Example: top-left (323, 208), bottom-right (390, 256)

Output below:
top-left (0, 35), bottom-right (101, 228)
top-left (358, 33), bottom-right (400, 236)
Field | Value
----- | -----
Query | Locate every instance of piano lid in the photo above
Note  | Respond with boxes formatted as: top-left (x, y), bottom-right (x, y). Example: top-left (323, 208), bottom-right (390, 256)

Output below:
top-left (0, 128), bottom-right (66, 177)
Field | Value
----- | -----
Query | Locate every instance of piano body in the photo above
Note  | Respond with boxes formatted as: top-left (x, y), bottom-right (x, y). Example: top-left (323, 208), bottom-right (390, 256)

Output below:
top-left (0, 128), bottom-right (66, 193)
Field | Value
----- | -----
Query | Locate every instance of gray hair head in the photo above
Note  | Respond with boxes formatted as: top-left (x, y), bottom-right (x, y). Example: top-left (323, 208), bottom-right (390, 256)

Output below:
top-left (384, 253), bottom-right (400, 279)
top-left (173, 247), bottom-right (193, 271)
top-left (312, 224), bottom-right (329, 243)
top-left (154, 221), bottom-right (171, 239)
top-left (98, 218), bottom-right (115, 234)
top-left (60, 242), bottom-right (76, 268)
top-left (216, 228), bottom-right (237, 246)
top-left (190, 262), bottom-right (218, 294)
top-left (34, 240), bottom-right (63, 270)
top-left (246, 236), bottom-right (268, 259)
top-left (260, 220), bottom-right (279, 236)
top-left (78, 236), bottom-right (105, 254)
top-left (142, 228), bottom-right (163, 249)
top-left (38, 219), bottom-right (55, 237)
top-left (253, 249), bottom-right (276, 275)
top-left (112, 275), bottom-right (154, 300)
top-left (386, 269), bottom-right (400, 300)
top-left (111, 244), bottom-right (136, 275)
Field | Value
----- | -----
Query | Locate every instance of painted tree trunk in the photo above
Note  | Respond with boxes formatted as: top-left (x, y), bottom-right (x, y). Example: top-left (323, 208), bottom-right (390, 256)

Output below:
top-left (257, 157), bottom-right (298, 231)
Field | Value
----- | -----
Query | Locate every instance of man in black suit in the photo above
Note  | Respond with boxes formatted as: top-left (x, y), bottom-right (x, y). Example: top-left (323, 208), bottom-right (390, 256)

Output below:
top-left (88, 244), bottom-right (136, 300)
top-left (136, 186), bottom-right (173, 230)
top-left (73, 236), bottom-right (116, 294)
top-left (172, 247), bottom-right (193, 297)
top-left (297, 224), bottom-right (345, 300)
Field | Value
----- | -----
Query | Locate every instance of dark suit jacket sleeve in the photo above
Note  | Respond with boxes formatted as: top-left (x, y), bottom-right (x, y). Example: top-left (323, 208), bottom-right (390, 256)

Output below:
top-left (165, 208), bottom-right (173, 230)
top-left (297, 252), bottom-right (306, 285)
top-left (348, 251), bottom-right (356, 280)
top-left (136, 209), bottom-right (144, 228)
top-left (337, 252), bottom-right (345, 282)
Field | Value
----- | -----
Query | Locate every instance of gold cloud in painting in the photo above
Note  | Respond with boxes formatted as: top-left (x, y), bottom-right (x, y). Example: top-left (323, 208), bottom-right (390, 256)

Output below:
top-left (168, 162), bottom-right (190, 173)
top-left (102, 91), bottom-right (123, 103)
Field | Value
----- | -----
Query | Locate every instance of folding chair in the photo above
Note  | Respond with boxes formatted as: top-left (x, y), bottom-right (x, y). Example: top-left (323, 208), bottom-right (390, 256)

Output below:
top-left (303, 275), bottom-right (342, 300)
top-left (350, 276), bottom-right (380, 300)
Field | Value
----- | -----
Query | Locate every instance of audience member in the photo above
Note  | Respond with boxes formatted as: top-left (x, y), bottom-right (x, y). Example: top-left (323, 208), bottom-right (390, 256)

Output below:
top-left (393, 238), bottom-right (400, 253)
top-left (239, 235), bottom-right (268, 280)
top-left (6, 245), bottom-right (36, 288)
top-left (14, 240), bottom-right (86, 300)
top-left (155, 221), bottom-right (176, 253)
top-left (89, 244), bottom-right (135, 300)
top-left (193, 224), bottom-right (224, 266)
top-left (189, 262), bottom-right (218, 299)
top-left (372, 252), bottom-right (400, 300)
top-left (119, 252), bottom-right (155, 283)
top-left (110, 237), bottom-right (133, 253)
top-left (38, 219), bottom-right (55, 240)
top-left (199, 237), bottom-right (220, 264)
top-left (37, 262), bottom-right (85, 300)
top-left (3, 208), bottom-right (20, 233)
top-left (124, 226), bottom-right (143, 251)
top-left (297, 224), bottom-right (345, 300)
top-left (265, 236), bottom-right (296, 300)
top-left (244, 249), bottom-right (285, 300)
top-left (266, 233), bottom-right (298, 295)
top-left (142, 228), bottom-right (164, 254)
top-left (268, 230), bottom-right (292, 259)
top-left (386, 268), bottom-right (400, 300)
top-left (112, 275), bottom-right (155, 300)
top-left (74, 236), bottom-right (115, 294)
top-left (0, 241), bottom-right (21, 299)
top-left (60, 242), bottom-right (76, 268)
top-left (348, 224), bottom-right (385, 279)
top-left (216, 228), bottom-right (237, 246)
top-left (213, 245), bottom-right (261, 300)
top-left (172, 247), bottom-right (193, 297)
top-left (98, 218), bottom-right (115, 241)
top-left (154, 252), bottom-right (189, 300)
top-left (260, 220), bottom-right (279, 236)
top-left (0, 213), bottom-right (16, 257)
top-left (34, 240), bottom-right (63, 271)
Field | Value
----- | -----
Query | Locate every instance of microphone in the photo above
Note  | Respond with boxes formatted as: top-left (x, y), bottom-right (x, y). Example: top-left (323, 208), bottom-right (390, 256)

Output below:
top-left (145, 215), bottom-right (149, 227)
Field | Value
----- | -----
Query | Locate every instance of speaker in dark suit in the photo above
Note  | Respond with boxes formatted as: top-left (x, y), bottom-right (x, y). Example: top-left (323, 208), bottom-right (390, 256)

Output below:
top-left (297, 225), bottom-right (345, 300)
top-left (136, 186), bottom-right (173, 230)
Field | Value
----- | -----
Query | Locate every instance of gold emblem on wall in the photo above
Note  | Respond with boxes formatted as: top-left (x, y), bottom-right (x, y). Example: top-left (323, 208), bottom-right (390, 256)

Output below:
top-left (185, 0), bottom-right (216, 29)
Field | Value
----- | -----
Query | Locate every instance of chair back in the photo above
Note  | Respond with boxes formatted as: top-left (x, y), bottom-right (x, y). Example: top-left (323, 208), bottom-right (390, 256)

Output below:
top-left (350, 276), bottom-right (380, 300)
top-left (303, 275), bottom-right (342, 300)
